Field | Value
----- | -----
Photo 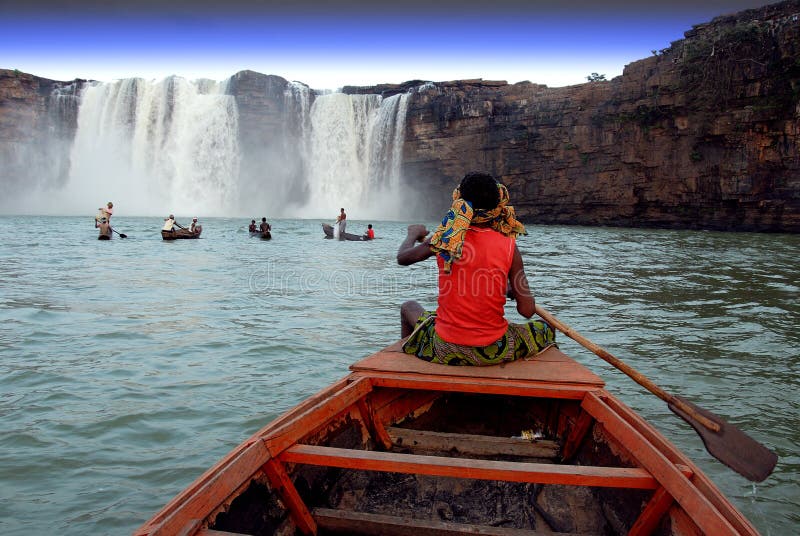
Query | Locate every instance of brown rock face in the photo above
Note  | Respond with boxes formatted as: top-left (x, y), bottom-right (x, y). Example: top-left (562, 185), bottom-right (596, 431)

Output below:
top-left (396, 1), bottom-right (800, 231)
top-left (225, 70), bottom-right (316, 206)
top-left (0, 69), bottom-right (83, 196)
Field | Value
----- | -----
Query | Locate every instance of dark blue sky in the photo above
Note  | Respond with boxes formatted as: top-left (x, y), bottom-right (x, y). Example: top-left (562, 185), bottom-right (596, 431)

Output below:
top-left (1, 0), bottom-right (780, 89)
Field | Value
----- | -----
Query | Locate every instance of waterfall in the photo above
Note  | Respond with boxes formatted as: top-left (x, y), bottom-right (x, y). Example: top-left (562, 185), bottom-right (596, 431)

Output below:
top-left (303, 92), bottom-right (410, 220)
top-left (3, 76), bottom-right (413, 220)
top-left (47, 76), bottom-right (240, 217)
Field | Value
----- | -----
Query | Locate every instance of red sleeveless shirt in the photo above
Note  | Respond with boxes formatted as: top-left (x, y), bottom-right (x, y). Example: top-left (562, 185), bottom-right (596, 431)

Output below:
top-left (435, 227), bottom-right (515, 346)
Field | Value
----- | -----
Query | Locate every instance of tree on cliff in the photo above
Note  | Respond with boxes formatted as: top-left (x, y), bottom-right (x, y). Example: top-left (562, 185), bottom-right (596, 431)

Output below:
top-left (586, 73), bottom-right (607, 82)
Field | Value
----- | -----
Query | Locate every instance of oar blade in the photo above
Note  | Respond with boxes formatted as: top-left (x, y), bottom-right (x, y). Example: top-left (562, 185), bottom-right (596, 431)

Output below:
top-left (669, 395), bottom-right (777, 482)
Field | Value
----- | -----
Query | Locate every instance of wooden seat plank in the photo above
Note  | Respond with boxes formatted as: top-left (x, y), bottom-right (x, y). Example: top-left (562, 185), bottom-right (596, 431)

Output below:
top-left (280, 444), bottom-right (692, 489)
top-left (350, 343), bottom-right (604, 387)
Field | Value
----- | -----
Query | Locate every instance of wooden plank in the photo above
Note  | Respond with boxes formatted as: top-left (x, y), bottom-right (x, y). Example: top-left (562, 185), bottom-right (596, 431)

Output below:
top-left (263, 376), bottom-right (373, 455)
top-left (599, 394), bottom-right (759, 536)
top-left (560, 408), bottom-right (594, 462)
top-left (350, 344), bottom-right (605, 387)
top-left (263, 458), bottom-right (316, 535)
top-left (280, 444), bottom-right (686, 489)
top-left (137, 439), bottom-right (270, 536)
top-left (365, 374), bottom-right (595, 400)
top-left (386, 427), bottom-right (560, 459)
top-left (581, 393), bottom-right (739, 535)
top-left (628, 486), bottom-right (673, 536)
top-left (312, 507), bottom-right (596, 536)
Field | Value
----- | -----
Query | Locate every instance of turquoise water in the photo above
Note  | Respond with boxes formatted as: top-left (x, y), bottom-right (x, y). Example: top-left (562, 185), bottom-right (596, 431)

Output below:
top-left (0, 216), bottom-right (797, 535)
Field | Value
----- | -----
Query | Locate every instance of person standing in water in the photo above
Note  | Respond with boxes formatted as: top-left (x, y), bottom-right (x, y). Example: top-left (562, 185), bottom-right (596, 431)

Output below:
top-left (249, 220), bottom-right (257, 233)
top-left (336, 208), bottom-right (347, 238)
top-left (260, 217), bottom-right (271, 233)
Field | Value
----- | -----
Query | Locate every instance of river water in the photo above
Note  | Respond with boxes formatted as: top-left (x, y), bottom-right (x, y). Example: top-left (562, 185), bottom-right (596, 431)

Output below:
top-left (0, 216), bottom-right (797, 535)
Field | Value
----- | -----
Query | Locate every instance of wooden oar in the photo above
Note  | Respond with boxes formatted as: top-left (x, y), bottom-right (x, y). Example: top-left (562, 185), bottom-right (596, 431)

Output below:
top-left (110, 227), bottom-right (127, 238)
top-left (534, 304), bottom-right (778, 482)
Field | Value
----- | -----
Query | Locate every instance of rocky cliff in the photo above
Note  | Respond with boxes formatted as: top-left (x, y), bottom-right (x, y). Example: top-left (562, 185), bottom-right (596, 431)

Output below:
top-left (1, 0), bottom-right (798, 231)
top-left (384, 1), bottom-right (800, 231)
top-left (0, 69), bottom-right (82, 195)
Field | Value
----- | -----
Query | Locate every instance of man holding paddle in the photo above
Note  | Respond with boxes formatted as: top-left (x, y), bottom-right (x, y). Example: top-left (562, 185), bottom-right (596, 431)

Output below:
top-left (396, 171), bottom-right (777, 482)
top-left (397, 171), bottom-right (556, 366)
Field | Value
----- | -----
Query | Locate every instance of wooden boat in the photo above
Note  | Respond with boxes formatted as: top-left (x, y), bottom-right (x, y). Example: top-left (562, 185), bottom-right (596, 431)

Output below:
top-left (249, 230), bottom-right (272, 239)
top-left (134, 342), bottom-right (759, 536)
top-left (161, 226), bottom-right (202, 240)
top-left (322, 223), bottom-right (366, 241)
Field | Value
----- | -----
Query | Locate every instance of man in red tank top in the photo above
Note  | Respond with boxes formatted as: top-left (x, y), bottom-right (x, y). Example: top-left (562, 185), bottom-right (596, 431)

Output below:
top-left (397, 171), bottom-right (556, 366)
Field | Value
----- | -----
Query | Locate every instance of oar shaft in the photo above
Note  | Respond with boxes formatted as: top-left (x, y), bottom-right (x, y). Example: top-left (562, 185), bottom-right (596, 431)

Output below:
top-left (535, 305), bottom-right (721, 433)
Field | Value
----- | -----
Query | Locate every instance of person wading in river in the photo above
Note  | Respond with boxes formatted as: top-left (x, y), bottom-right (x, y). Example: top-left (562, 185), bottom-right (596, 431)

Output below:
top-left (396, 171), bottom-right (556, 366)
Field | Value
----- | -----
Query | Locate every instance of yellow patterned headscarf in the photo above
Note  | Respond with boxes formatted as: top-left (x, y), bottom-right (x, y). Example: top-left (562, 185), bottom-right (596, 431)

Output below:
top-left (429, 183), bottom-right (526, 273)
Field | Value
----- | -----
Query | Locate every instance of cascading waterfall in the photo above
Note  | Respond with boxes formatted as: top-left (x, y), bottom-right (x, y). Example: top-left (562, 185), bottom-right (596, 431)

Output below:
top-left (366, 92), bottom-right (410, 208)
top-left (5, 76), bottom-right (413, 220)
top-left (302, 91), bottom-right (410, 220)
top-left (52, 76), bottom-right (240, 217)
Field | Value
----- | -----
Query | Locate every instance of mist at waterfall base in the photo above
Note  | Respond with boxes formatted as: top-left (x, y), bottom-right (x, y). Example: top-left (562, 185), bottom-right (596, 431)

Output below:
top-left (4, 76), bottom-right (416, 221)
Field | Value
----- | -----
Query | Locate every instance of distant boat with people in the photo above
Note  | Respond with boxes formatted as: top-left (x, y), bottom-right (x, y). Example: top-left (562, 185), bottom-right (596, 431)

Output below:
top-left (250, 229), bottom-right (271, 240)
top-left (322, 222), bottom-right (366, 241)
top-left (162, 227), bottom-right (202, 240)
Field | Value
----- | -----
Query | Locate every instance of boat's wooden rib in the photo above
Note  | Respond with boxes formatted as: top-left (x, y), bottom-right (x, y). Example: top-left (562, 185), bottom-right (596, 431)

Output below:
top-left (629, 486), bottom-right (675, 536)
top-left (357, 398), bottom-right (393, 450)
top-left (560, 408), bottom-right (594, 461)
top-left (280, 444), bottom-right (692, 489)
top-left (385, 427), bottom-right (560, 459)
top-left (263, 457), bottom-right (316, 534)
top-left (581, 392), bottom-right (736, 535)
top-left (596, 392), bottom-right (757, 536)
top-left (262, 377), bottom-right (373, 455)
top-left (310, 507), bottom-right (592, 536)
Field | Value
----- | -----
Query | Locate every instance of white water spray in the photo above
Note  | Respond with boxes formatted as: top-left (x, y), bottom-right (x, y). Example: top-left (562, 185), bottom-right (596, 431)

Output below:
top-left (5, 78), bottom-right (413, 221)
top-left (47, 76), bottom-right (240, 217)
top-left (303, 92), bottom-right (410, 220)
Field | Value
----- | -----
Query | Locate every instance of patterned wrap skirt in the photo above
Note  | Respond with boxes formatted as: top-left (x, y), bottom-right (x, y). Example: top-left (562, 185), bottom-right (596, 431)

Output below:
top-left (402, 311), bottom-right (557, 366)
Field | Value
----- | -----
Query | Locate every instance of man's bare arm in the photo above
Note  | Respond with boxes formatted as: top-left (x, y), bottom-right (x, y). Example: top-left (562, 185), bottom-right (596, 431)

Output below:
top-left (397, 224), bottom-right (435, 266)
top-left (508, 245), bottom-right (535, 318)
